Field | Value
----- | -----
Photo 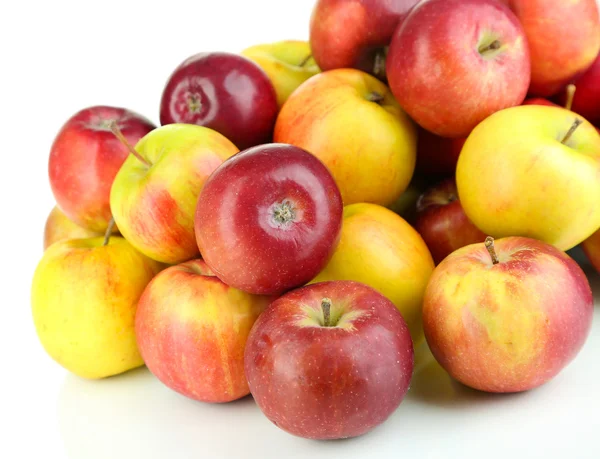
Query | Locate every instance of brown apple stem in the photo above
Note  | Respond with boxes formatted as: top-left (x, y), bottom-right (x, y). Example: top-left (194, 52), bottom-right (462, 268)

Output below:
top-left (484, 237), bottom-right (500, 265)
top-left (103, 217), bottom-right (116, 246)
top-left (479, 40), bottom-right (501, 54)
top-left (321, 298), bottom-right (332, 327)
top-left (298, 54), bottom-right (313, 67)
top-left (372, 49), bottom-right (387, 81)
top-left (565, 84), bottom-right (576, 111)
top-left (109, 121), bottom-right (150, 167)
top-left (367, 91), bottom-right (385, 104)
top-left (561, 118), bottom-right (583, 144)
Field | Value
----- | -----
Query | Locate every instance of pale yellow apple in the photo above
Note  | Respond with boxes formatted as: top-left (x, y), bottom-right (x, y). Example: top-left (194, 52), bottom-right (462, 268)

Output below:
top-left (310, 203), bottom-right (435, 344)
top-left (31, 236), bottom-right (164, 379)
top-left (456, 104), bottom-right (600, 251)
top-left (241, 40), bottom-right (320, 107)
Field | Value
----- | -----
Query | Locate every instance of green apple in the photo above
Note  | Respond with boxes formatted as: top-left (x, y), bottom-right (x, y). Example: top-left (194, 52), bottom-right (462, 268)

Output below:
top-left (110, 123), bottom-right (239, 264)
top-left (241, 40), bottom-right (320, 107)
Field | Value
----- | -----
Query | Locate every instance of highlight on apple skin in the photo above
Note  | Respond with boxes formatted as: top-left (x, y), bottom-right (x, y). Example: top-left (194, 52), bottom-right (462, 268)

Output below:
top-left (135, 259), bottom-right (272, 403)
top-left (244, 280), bottom-right (414, 440)
top-left (423, 236), bottom-right (593, 393)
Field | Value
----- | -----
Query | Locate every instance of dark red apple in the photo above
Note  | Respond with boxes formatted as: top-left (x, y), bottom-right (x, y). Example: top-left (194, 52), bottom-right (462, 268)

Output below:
top-left (414, 178), bottom-right (486, 264)
top-left (415, 127), bottom-right (466, 179)
top-left (194, 143), bottom-right (343, 295)
top-left (244, 280), bottom-right (414, 440)
top-left (556, 54), bottom-right (600, 124)
top-left (48, 106), bottom-right (155, 232)
top-left (159, 52), bottom-right (278, 150)
top-left (309, 0), bottom-right (420, 80)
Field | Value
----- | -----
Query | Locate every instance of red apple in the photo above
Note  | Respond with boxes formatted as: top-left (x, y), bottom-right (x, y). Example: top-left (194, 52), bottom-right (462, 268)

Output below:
top-left (244, 280), bottom-right (414, 440)
top-left (582, 229), bottom-right (600, 274)
top-left (414, 178), bottom-right (486, 264)
top-left (415, 127), bottom-right (466, 179)
top-left (556, 53), bottom-right (600, 125)
top-left (48, 106), bottom-right (155, 232)
top-left (135, 259), bottom-right (271, 403)
top-left (195, 143), bottom-right (343, 295)
top-left (423, 236), bottom-right (593, 393)
top-left (504, 0), bottom-right (600, 97)
top-left (386, 0), bottom-right (530, 138)
top-left (522, 98), bottom-right (558, 107)
top-left (309, 0), bottom-right (420, 80)
top-left (159, 52), bottom-right (278, 150)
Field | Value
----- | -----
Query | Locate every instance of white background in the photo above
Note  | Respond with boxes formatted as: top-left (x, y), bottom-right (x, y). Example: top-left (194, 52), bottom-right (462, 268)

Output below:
top-left (1, 0), bottom-right (600, 458)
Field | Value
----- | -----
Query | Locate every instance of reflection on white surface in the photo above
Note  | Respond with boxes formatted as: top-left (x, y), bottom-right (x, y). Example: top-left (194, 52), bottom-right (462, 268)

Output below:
top-left (57, 251), bottom-right (600, 459)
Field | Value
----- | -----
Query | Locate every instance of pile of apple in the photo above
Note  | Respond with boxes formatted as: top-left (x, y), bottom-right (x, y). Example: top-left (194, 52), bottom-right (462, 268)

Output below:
top-left (31, 0), bottom-right (600, 442)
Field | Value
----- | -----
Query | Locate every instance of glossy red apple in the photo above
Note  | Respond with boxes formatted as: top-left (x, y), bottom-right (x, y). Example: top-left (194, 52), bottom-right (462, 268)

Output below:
top-left (414, 178), bottom-right (486, 264)
top-left (557, 54), bottom-right (600, 125)
top-left (309, 0), bottom-right (420, 80)
top-left (415, 127), bottom-right (466, 179)
top-left (386, 0), bottom-right (530, 138)
top-left (48, 106), bottom-right (155, 232)
top-left (244, 280), bottom-right (414, 440)
top-left (195, 143), bottom-right (343, 295)
top-left (160, 52), bottom-right (278, 150)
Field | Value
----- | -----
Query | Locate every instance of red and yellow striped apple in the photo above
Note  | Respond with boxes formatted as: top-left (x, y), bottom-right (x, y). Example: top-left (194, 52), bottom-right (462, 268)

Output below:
top-left (110, 124), bottom-right (239, 264)
top-left (423, 236), bottom-right (593, 393)
top-left (274, 68), bottom-right (416, 207)
top-left (135, 259), bottom-right (271, 403)
top-left (49, 106), bottom-right (155, 232)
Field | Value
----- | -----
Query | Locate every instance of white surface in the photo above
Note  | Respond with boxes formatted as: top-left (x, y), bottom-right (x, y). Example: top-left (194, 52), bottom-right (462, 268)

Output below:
top-left (2, 1), bottom-right (600, 458)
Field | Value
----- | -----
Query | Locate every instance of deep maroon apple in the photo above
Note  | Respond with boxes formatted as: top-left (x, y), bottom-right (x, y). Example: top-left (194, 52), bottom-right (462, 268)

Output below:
top-left (244, 280), bottom-right (414, 440)
top-left (194, 143), bottom-right (343, 295)
top-left (415, 126), bottom-right (466, 179)
top-left (414, 178), bottom-right (486, 264)
top-left (557, 55), bottom-right (600, 124)
top-left (159, 52), bottom-right (278, 150)
top-left (49, 106), bottom-right (155, 232)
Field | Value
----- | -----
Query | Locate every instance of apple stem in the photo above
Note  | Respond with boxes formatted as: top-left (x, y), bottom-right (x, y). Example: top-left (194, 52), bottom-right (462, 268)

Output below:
top-left (373, 48), bottom-right (387, 80)
top-left (561, 118), bottom-right (583, 144)
top-left (479, 40), bottom-right (501, 54)
top-left (109, 121), bottom-right (150, 167)
top-left (367, 91), bottom-right (385, 104)
top-left (321, 298), bottom-right (332, 327)
top-left (565, 84), bottom-right (576, 111)
top-left (484, 237), bottom-right (499, 265)
top-left (103, 217), bottom-right (116, 246)
top-left (298, 54), bottom-right (313, 67)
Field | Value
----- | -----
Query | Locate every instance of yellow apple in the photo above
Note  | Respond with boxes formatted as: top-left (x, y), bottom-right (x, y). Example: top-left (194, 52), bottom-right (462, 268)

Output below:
top-left (241, 40), bottom-right (320, 107)
top-left (456, 104), bottom-right (600, 251)
top-left (31, 236), bottom-right (163, 379)
top-left (310, 203), bottom-right (435, 344)
top-left (43, 206), bottom-right (103, 250)
top-left (274, 68), bottom-right (417, 207)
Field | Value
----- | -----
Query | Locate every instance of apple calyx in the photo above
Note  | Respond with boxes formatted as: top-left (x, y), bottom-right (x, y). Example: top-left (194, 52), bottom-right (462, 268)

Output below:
top-left (321, 298), bottom-right (332, 327)
top-left (561, 118), bottom-right (583, 144)
top-left (367, 91), bottom-right (385, 104)
top-left (272, 199), bottom-right (296, 226)
top-left (187, 94), bottom-right (202, 113)
top-left (484, 236), bottom-right (500, 265)
top-left (565, 84), bottom-right (576, 111)
top-left (109, 121), bottom-right (151, 167)
top-left (102, 217), bottom-right (116, 246)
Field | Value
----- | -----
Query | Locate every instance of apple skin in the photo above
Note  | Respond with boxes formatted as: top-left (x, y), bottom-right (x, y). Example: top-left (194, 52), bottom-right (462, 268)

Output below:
top-left (504, 0), bottom-right (600, 97)
top-left (456, 104), bottom-right (600, 251)
top-left (43, 206), bottom-right (103, 250)
top-left (415, 127), bottom-right (466, 179)
top-left (159, 52), bottom-right (278, 150)
top-left (110, 124), bottom-right (239, 265)
top-left (556, 53), bottom-right (600, 125)
top-left (244, 280), bottom-right (414, 440)
top-left (309, 0), bottom-right (420, 79)
top-left (521, 98), bottom-right (558, 107)
top-left (241, 40), bottom-right (320, 107)
top-left (135, 259), bottom-right (271, 403)
top-left (48, 106), bottom-right (155, 232)
top-left (31, 236), bottom-right (164, 379)
top-left (386, 0), bottom-right (530, 138)
top-left (195, 143), bottom-right (343, 296)
top-left (274, 68), bottom-right (416, 207)
top-left (582, 229), bottom-right (600, 273)
top-left (310, 203), bottom-right (434, 345)
top-left (423, 236), bottom-right (593, 393)
top-left (414, 178), bottom-right (486, 265)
